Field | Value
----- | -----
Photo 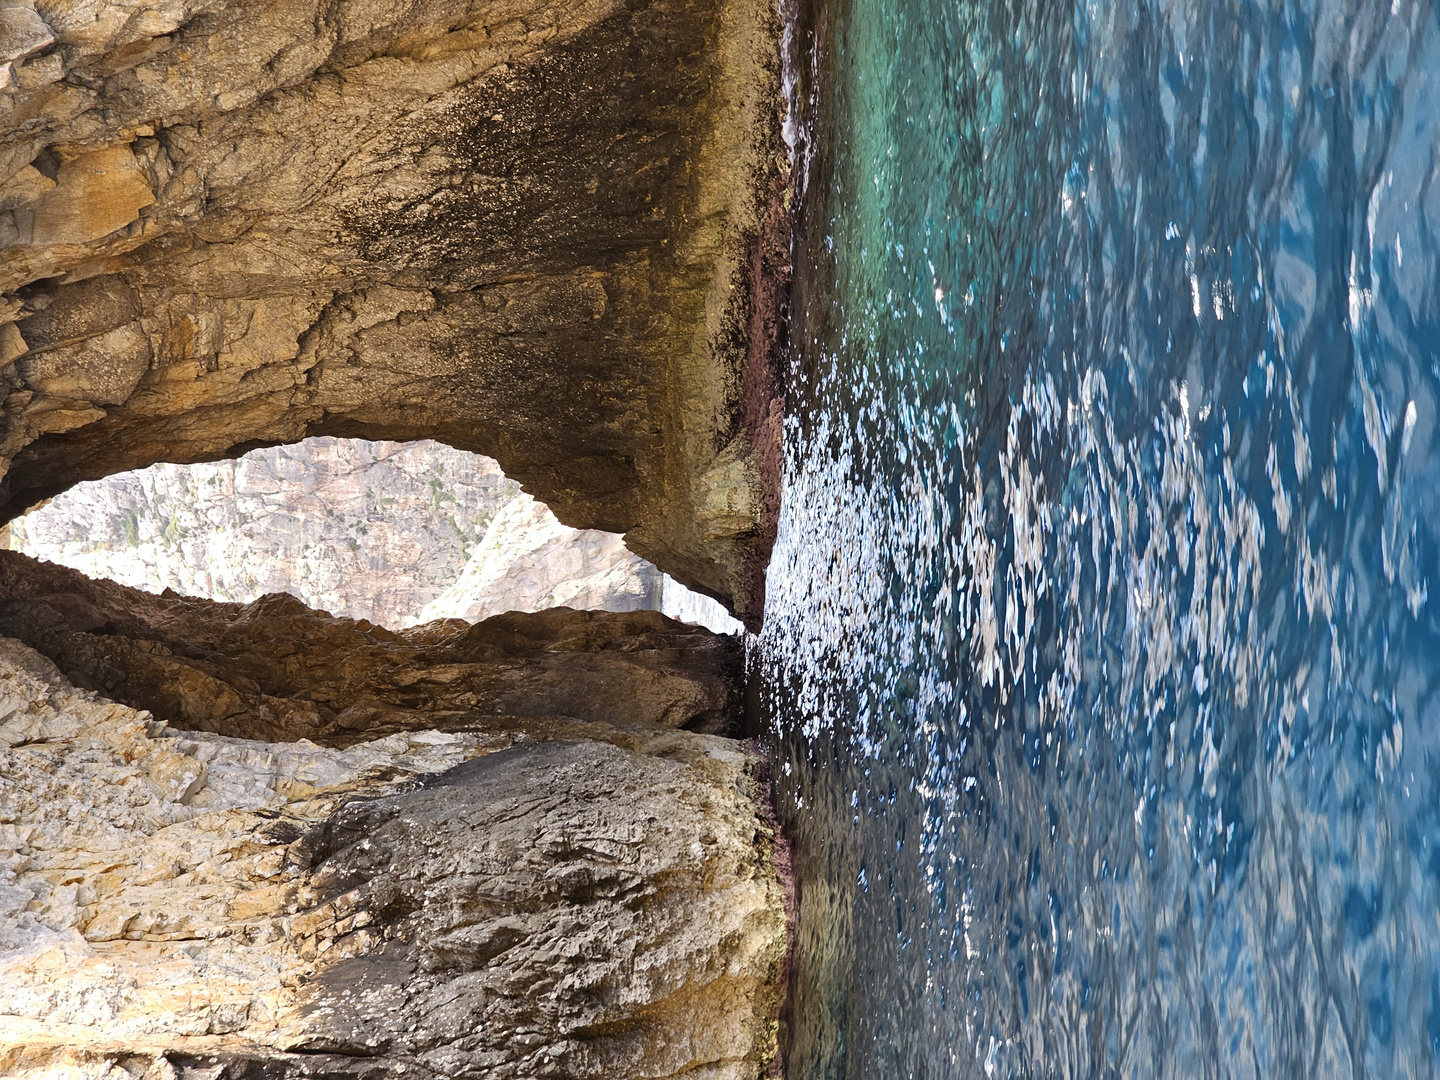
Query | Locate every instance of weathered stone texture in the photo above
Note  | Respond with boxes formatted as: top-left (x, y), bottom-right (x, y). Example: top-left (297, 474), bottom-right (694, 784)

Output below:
top-left (412, 489), bottom-right (663, 625)
top-left (0, 636), bottom-right (786, 1078)
top-left (0, 550), bottom-right (745, 743)
top-left (0, 0), bottom-right (790, 1069)
top-left (10, 437), bottom-right (523, 624)
top-left (0, 0), bottom-right (787, 623)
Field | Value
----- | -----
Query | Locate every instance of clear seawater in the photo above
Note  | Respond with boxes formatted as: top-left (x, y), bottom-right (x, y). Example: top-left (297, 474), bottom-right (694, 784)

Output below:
top-left (756, 0), bottom-right (1440, 1072)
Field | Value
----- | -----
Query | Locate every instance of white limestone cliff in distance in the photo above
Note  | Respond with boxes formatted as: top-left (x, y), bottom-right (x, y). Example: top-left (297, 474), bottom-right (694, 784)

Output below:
top-left (9, 437), bottom-right (743, 635)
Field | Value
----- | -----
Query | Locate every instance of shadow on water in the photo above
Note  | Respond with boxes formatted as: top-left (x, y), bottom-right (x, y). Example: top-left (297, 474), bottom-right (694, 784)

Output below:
top-left (757, 0), bottom-right (1440, 1073)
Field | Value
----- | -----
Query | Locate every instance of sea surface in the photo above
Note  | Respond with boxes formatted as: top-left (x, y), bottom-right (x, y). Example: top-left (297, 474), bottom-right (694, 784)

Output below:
top-left (756, 0), bottom-right (1440, 1072)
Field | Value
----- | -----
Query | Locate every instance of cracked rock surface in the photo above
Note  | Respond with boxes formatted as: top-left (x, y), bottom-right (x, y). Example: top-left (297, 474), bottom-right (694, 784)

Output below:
top-left (0, 0), bottom-right (787, 624)
top-left (0, 0), bottom-right (791, 1070)
top-left (0, 630), bottom-right (786, 1078)
top-left (0, 550), bottom-right (745, 743)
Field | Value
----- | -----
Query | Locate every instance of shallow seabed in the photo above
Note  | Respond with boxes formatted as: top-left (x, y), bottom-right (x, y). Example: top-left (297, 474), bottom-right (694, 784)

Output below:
top-left (756, 0), bottom-right (1440, 1073)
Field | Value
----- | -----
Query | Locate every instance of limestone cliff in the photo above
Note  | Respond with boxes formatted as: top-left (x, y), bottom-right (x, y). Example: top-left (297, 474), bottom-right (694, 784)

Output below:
top-left (9, 434), bottom-right (745, 631)
top-left (0, 634), bottom-right (787, 1078)
top-left (0, 0), bottom-right (789, 624)
top-left (9, 437), bottom-right (520, 624)
top-left (414, 490), bottom-right (746, 630)
top-left (410, 490), bottom-right (660, 624)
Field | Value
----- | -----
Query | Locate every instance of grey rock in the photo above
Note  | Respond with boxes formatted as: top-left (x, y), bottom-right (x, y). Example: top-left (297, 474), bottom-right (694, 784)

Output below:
top-left (273, 739), bottom-right (785, 1078)
top-left (0, 8), bottom-right (52, 66)
top-left (8, 438), bottom-right (712, 631)
top-left (10, 437), bottom-right (522, 626)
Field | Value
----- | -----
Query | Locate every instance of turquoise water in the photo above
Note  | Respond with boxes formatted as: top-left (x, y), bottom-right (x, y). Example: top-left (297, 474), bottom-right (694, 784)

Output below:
top-left (758, 0), bottom-right (1440, 1072)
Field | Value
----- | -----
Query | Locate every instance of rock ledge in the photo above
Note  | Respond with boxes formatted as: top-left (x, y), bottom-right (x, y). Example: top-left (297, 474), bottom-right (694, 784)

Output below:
top-left (0, 614), bottom-right (787, 1078)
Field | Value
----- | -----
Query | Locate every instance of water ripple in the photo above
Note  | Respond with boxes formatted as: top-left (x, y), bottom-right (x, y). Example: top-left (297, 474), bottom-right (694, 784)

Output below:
top-left (760, 0), bottom-right (1440, 1072)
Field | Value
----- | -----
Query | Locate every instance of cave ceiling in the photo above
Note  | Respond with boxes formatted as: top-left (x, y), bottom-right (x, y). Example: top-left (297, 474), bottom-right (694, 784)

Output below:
top-left (0, 0), bottom-right (790, 623)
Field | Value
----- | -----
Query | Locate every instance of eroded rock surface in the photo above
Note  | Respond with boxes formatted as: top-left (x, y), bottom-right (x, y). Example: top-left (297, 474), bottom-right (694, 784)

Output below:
top-left (413, 490), bottom-right (661, 625)
top-left (0, 551), bottom-right (744, 742)
top-left (0, 0), bottom-right (788, 623)
top-left (0, 636), bottom-right (786, 1078)
top-left (0, 0), bottom-right (789, 1068)
top-left (9, 437), bottom-right (520, 624)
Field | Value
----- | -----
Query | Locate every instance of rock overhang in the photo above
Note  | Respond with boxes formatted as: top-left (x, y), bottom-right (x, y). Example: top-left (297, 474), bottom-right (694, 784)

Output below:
top-left (0, 0), bottom-right (791, 627)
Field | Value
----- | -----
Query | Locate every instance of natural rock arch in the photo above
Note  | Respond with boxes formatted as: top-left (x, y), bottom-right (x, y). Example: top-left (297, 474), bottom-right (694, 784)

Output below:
top-left (0, 4), bottom-right (793, 1072)
top-left (0, 0), bottom-right (789, 626)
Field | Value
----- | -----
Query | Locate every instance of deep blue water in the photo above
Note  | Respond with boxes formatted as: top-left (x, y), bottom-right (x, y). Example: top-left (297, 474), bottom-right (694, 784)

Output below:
top-left (756, 0), bottom-right (1440, 1072)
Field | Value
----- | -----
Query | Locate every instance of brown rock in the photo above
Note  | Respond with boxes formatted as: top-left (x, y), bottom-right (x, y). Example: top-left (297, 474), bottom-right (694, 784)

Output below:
top-left (0, 549), bottom-right (746, 741)
top-left (0, 166), bottom-right (53, 213)
top-left (0, 0), bottom-right (791, 1070)
top-left (0, 0), bottom-right (789, 624)
top-left (29, 144), bottom-right (156, 246)
top-left (145, 747), bottom-right (208, 803)
top-left (0, 8), bottom-right (53, 66)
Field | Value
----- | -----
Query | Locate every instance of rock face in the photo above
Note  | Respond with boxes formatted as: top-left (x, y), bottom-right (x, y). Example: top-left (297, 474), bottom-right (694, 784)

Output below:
top-left (0, 0), bottom-right (788, 624)
top-left (0, 551), bottom-right (745, 743)
top-left (0, 635), bottom-right (787, 1078)
top-left (9, 437), bottom-right (520, 624)
top-left (413, 490), bottom-right (662, 625)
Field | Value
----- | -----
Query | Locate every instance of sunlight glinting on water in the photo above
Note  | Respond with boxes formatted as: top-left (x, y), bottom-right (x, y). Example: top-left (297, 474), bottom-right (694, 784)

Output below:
top-left (759, 0), bottom-right (1440, 1068)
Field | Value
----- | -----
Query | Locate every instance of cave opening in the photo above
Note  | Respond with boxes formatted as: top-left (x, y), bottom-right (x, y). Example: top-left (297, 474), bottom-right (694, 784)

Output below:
top-left (0, 0), bottom-right (791, 1066)
top-left (0, 434), bottom-right (751, 747)
top-left (4, 436), bottom-right (743, 636)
